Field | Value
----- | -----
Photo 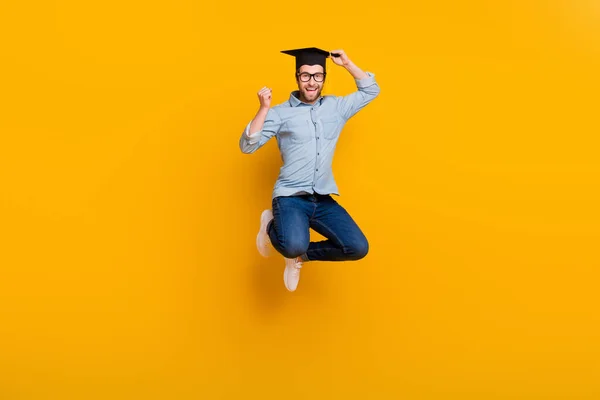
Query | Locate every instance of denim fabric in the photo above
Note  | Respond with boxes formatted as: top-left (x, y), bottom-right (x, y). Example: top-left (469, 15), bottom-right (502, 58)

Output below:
top-left (267, 193), bottom-right (368, 262)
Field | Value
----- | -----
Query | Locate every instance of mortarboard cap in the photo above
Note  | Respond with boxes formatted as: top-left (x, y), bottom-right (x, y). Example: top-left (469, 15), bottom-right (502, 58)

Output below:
top-left (281, 47), bottom-right (333, 72)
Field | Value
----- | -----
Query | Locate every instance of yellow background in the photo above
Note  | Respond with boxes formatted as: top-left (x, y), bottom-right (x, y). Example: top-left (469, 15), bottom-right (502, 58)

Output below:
top-left (1, 0), bottom-right (599, 399)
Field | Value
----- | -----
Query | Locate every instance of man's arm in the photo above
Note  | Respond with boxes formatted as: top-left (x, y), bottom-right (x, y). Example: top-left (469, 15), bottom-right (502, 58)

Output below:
top-left (239, 108), bottom-right (281, 154)
top-left (330, 49), bottom-right (380, 120)
top-left (341, 60), bottom-right (368, 80)
top-left (239, 87), bottom-right (282, 154)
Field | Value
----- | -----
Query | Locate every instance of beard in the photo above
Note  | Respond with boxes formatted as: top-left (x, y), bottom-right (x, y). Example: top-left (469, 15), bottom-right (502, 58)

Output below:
top-left (300, 86), bottom-right (322, 102)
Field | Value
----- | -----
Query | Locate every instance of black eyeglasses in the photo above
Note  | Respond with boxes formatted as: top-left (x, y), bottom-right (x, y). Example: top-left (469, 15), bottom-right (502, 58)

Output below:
top-left (297, 72), bottom-right (326, 82)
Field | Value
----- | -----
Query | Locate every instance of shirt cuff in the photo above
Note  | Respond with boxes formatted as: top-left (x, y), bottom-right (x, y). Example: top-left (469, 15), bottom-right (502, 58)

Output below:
top-left (356, 71), bottom-right (376, 88)
top-left (244, 122), bottom-right (261, 144)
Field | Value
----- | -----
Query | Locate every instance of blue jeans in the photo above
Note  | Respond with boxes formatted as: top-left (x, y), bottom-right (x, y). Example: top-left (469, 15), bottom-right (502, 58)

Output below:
top-left (267, 193), bottom-right (369, 262)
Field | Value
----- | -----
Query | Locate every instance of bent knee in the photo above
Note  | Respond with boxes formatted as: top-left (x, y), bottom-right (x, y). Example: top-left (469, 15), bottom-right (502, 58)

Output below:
top-left (345, 238), bottom-right (369, 260)
top-left (279, 240), bottom-right (309, 259)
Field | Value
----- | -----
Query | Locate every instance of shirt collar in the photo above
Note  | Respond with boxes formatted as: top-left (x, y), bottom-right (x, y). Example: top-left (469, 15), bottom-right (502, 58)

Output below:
top-left (289, 91), bottom-right (323, 107)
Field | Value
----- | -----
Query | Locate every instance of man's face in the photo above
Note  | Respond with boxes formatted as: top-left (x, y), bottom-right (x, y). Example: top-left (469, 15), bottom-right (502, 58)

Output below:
top-left (296, 65), bottom-right (325, 104)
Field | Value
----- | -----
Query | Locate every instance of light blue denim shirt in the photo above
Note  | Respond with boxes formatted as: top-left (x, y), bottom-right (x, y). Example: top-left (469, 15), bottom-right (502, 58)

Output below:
top-left (239, 72), bottom-right (380, 199)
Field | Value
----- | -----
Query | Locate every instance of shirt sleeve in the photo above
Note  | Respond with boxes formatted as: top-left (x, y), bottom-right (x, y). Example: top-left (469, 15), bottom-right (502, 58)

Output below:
top-left (336, 71), bottom-right (381, 121)
top-left (239, 108), bottom-right (282, 154)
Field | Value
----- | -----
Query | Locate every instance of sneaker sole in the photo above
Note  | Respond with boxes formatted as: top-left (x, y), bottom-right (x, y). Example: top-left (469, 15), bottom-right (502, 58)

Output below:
top-left (256, 210), bottom-right (273, 258)
top-left (283, 265), bottom-right (300, 292)
top-left (283, 267), bottom-right (294, 292)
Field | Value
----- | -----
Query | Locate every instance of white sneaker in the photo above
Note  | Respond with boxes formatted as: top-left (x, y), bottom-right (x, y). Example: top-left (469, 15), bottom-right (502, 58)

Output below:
top-left (284, 257), bottom-right (303, 292)
top-left (256, 209), bottom-right (274, 257)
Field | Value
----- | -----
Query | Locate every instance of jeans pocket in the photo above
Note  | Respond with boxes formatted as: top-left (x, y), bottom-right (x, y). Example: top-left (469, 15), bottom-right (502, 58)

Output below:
top-left (272, 196), bottom-right (281, 212)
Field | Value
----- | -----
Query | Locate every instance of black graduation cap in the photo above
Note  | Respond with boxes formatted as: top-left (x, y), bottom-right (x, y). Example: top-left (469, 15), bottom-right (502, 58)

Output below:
top-left (281, 47), bottom-right (337, 72)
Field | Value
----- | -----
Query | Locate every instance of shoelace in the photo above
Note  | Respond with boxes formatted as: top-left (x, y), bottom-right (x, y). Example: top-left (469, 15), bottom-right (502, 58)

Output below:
top-left (287, 258), bottom-right (302, 270)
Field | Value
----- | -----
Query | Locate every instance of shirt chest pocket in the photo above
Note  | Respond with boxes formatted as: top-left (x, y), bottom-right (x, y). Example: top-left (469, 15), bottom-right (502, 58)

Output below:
top-left (321, 117), bottom-right (340, 140)
top-left (282, 119), bottom-right (313, 144)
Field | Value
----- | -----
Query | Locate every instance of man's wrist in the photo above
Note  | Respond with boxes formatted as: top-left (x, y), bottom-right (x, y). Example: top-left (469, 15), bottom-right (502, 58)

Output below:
top-left (344, 61), bottom-right (368, 80)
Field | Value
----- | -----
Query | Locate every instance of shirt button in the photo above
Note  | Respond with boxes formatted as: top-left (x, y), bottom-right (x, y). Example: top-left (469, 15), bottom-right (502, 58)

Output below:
top-left (317, 153), bottom-right (320, 155)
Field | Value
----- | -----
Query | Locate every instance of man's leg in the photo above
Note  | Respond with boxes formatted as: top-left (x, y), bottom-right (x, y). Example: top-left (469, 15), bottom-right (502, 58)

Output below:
top-left (267, 195), bottom-right (312, 291)
top-left (267, 196), bottom-right (311, 259)
top-left (305, 195), bottom-right (369, 262)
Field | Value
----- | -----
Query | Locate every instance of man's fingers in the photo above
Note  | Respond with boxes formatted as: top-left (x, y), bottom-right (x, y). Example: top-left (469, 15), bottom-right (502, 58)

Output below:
top-left (258, 86), bottom-right (272, 105)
